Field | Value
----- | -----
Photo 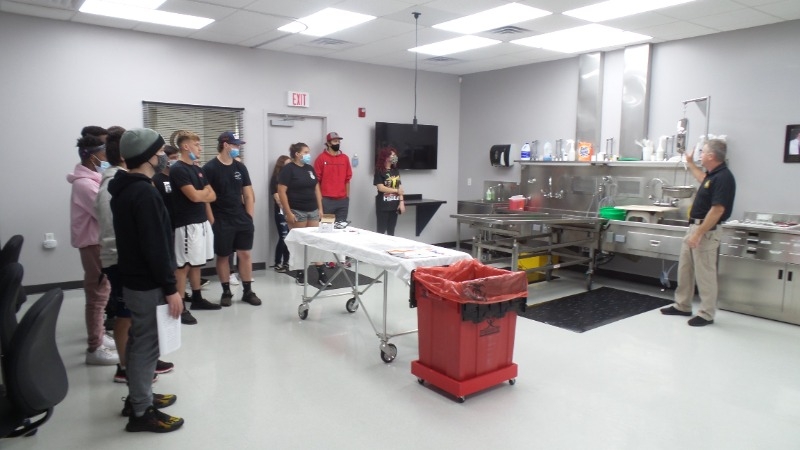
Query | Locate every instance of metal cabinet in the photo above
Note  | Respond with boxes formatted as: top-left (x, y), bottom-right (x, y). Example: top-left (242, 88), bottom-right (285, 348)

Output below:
top-left (718, 255), bottom-right (800, 325)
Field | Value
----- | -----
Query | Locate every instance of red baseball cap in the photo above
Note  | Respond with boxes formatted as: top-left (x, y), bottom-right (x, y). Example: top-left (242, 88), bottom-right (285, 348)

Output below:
top-left (326, 132), bottom-right (343, 141)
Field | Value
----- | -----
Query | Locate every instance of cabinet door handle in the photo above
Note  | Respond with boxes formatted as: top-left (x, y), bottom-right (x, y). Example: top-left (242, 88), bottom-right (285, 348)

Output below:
top-left (778, 269), bottom-right (783, 280)
top-left (789, 271), bottom-right (793, 282)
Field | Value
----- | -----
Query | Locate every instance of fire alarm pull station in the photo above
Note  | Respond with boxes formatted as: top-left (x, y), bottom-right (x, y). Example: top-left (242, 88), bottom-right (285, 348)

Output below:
top-left (358, 107), bottom-right (366, 118)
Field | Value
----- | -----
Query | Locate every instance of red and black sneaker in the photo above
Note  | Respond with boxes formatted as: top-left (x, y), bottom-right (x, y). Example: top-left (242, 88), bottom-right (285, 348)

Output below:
top-left (121, 393), bottom-right (177, 417)
top-left (125, 406), bottom-right (183, 433)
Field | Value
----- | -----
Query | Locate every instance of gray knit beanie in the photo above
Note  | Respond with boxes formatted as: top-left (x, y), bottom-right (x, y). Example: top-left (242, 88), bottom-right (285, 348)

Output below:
top-left (120, 128), bottom-right (165, 169)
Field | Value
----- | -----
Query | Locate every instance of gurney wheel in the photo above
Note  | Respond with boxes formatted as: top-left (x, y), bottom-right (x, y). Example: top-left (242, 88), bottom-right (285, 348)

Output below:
top-left (509, 379), bottom-right (516, 385)
top-left (586, 275), bottom-right (593, 291)
top-left (298, 304), bottom-right (309, 320)
top-left (345, 297), bottom-right (359, 313)
top-left (456, 397), bottom-right (465, 403)
top-left (380, 343), bottom-right (397, 363)
top-left (417, 378), bottom-right (425, 385)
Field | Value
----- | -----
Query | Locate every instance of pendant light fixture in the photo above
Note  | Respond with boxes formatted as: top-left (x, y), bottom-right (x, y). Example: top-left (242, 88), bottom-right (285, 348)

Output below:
top-left (412, 11), bottom-right (420, 132)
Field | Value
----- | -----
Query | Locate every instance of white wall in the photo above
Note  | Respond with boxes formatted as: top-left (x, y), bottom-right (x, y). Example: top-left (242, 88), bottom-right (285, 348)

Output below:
top-left (458, 19), bottom-right (800, 278)
top-left (0, 12), bottom-right (461, 286)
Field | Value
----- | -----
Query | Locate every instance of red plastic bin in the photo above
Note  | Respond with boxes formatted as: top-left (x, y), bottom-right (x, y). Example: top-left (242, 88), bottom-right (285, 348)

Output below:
top-left (410, 259), bottom-right (527, 401)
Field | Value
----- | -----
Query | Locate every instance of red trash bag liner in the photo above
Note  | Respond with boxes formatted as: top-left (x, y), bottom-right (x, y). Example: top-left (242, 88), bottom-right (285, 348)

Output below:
top-left (412, 258), bottom-right (527, 304)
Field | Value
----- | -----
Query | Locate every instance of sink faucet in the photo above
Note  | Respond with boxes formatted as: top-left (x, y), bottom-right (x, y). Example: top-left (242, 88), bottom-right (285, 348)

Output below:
top-left (649, 178), bottom-right (679, 206)
top-left (541, 176), bottom-right (564, 199)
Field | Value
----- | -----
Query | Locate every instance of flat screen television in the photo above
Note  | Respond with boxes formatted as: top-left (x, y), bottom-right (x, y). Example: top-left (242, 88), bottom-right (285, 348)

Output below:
top-left (374, 122), bottom-right (438, 170)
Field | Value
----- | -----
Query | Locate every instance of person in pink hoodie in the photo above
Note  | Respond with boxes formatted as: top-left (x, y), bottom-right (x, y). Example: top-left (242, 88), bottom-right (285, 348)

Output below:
top-left (67, 128), bottom-right (118, 365)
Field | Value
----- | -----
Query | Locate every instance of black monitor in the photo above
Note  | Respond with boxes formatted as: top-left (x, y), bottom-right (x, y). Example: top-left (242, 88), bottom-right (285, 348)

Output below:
top-left (374, 122), bottom-right (438, 170)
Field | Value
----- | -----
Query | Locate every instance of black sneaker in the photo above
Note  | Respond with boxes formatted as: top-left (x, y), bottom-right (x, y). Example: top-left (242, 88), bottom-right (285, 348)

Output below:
top-left (183, 292), bottom-right (192, 303)
top-left (220, 292), bottom-right (233, 307)
top-left (274, 264), bottom-right (287, 273)
top-left (295, 272), bottom-right (305, 285)
top-left (242, 291), bottom-right (262, 306)
top-left (155, 360), bottom-right (174, 374)
top-left (191, 297), bottom-right (222, 310)
top-left (125, 406), bottom-right (183, 433)
top-left (181, 308), bottom-right (197, 325)
top-left (660, 306), bottom-right (692, 316)
top-left (688, 316), bottom-right (714, 327)
top-left (121, 393), bottom-right (177, 417)
top-left (113, 365), bottom-right (159, 384)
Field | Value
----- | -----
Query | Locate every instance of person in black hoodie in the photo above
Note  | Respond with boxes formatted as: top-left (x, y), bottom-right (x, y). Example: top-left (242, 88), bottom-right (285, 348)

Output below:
top-left (109, 128), bottom-right (184, 433)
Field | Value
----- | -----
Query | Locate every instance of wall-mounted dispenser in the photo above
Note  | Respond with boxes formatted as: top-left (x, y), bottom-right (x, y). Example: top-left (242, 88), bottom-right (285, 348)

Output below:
top-left (489, 145), bottom-right (512, 167)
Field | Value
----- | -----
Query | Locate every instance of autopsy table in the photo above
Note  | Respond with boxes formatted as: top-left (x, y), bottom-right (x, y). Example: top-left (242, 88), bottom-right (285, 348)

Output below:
top-left (285, 227), bottom-right (471, 362)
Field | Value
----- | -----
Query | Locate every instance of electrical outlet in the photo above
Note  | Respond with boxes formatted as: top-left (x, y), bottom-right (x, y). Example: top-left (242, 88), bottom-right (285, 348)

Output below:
top-left (467, 178), bottom-right (472, 186)
top-left (45, 233), bottom-right (55, 241)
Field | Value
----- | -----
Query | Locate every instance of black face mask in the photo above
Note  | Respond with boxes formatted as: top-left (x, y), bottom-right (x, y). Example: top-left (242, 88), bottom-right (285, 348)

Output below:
top-left (330, 143), bottom-right (340, 152)
top-left (150, 154), bottom-right (168, 175)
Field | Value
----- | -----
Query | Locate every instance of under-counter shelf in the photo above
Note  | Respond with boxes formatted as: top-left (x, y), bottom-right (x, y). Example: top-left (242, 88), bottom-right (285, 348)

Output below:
top-left (514, 160), bottom-right (685, 168)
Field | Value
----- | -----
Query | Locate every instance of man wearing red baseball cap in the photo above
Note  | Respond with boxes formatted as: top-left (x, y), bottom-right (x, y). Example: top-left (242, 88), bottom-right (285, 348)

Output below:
top-left (314, 132), bottom-right (352, 223)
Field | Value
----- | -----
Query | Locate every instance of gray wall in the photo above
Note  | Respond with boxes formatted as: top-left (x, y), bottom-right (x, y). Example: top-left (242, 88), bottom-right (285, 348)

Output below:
top-left (0, 12), bottom-right (461, 286)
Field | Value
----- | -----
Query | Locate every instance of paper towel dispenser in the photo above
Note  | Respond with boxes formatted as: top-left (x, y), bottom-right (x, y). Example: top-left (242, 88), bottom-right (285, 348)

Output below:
top-left (489, 145), bottom-right (511, 167)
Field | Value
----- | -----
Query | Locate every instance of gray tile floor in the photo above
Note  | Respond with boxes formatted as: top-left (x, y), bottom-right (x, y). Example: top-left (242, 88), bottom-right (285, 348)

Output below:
top-left (4, 267), bottom-right (800, 449)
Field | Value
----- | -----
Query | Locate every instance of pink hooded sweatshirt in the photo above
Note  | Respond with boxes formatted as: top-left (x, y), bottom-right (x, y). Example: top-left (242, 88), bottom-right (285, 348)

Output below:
top-left (66, 163), bottom-right (102, 249)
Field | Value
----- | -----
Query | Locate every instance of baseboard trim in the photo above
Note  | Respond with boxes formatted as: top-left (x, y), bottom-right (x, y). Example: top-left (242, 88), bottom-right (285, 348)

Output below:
top-left (23, 262), bottom-right (270, 295)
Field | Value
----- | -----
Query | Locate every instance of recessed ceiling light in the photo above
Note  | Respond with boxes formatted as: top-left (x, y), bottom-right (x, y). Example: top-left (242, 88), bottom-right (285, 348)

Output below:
top-left (409, 36), bottom-right (501, 56)
top-left (79, 0), bottom-right (213, 29)
top-left (433, 2), bottom-right (551, 34)
top-left (278, 8), bottom-right (376, 37)
top-left (511, 24), bottom-right (651, 53)
top-left (564, 0), bottom-right (696, 22)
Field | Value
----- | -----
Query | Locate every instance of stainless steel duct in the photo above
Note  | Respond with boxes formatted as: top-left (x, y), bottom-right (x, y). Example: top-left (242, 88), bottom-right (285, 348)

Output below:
top-left (619, 44), bottom-right (652, 158)
top-left (576, 52), bottom-right (604, 149)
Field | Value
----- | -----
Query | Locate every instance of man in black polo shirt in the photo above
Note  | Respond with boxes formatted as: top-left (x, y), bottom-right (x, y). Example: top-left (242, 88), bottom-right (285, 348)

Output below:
top-left (661, 139), bottom-right (735, 326)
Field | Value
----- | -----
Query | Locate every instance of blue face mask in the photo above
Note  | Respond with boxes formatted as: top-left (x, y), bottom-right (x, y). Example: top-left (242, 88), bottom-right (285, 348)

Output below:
top-left (189, 152), bottom-right (197, 161)
top-left (96, 161), bottom-right (111, 173)
top-left (302, 154), bottom-right (311, 164)
top-left (230, 148), bottom-right (240, 159)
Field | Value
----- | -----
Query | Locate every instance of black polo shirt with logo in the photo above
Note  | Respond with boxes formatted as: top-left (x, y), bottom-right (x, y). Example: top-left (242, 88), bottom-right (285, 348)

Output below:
top-left (690, 162), bottom-right (736, 222)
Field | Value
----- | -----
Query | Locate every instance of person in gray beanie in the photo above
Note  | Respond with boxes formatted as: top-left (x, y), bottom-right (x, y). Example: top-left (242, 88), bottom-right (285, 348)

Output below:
top-left (109, 128), bottom-right (184, 433)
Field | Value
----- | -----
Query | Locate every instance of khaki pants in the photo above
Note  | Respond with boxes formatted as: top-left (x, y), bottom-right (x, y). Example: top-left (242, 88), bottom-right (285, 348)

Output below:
top-left (79, 245), bottom-right (111, 351)
top-left (673, 225), bottom-right (721, 320)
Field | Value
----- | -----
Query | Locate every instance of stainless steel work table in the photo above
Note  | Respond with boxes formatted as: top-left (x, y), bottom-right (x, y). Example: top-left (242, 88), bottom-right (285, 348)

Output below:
top-left (451, 212), bottom-right (606, 290)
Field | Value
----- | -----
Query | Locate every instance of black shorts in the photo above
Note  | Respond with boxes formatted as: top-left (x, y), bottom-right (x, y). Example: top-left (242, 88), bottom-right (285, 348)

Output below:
top-left (212, 216), bottom-right (254, 257)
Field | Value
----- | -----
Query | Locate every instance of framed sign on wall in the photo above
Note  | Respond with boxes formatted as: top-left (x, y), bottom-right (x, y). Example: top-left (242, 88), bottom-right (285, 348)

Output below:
top-left (785, 124), bottom-right (800, 163)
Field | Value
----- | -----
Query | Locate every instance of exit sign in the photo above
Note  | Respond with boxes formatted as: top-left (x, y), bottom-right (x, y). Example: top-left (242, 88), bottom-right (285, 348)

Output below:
top-left (288, 91), bottom-right (309, 108)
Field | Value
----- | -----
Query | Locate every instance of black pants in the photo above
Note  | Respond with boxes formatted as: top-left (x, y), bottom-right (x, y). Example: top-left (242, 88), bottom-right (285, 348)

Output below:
top-left (376, 210), bottom-right (399, 236)
top-left (273, 206), bottom-right (290, 265)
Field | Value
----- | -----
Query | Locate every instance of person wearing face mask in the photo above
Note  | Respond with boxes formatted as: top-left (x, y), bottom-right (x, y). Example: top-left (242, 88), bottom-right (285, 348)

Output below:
top-left (109, 128), bottom-right (184, 433)
top-left (277, 143), bottom-right (327, 285)
top-left (152, 145), bottom-right (197, 325)
top-left (67, 129), bottom-right (117, 366)
top-left (374, 146), bottom-right (405, 236)
top-left (169, 130), bottom-right (220, 311)
top-left (202, 132), bottom-right (261, 307)
top-left (314, 132), bottom-right (352, 224)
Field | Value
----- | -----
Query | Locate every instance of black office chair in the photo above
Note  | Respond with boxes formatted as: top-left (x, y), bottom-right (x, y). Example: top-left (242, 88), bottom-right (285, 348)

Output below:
top-left (0, 263), bottom-right (23, 357)
top-left (0, 288), bottom-right (68, 438)
top-left (0, 235), bottom-right (26, 312)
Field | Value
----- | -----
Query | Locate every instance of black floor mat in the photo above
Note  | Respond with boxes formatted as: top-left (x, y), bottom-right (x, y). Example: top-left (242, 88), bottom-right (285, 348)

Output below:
top-left (518, 287), bottom-right (671, 333)
top-left (286, 266), bottom-right (379, 290)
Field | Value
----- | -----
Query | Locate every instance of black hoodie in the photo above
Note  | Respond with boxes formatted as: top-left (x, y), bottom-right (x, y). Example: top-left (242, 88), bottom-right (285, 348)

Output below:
top-left (109, 170), bottom-right (177, 296)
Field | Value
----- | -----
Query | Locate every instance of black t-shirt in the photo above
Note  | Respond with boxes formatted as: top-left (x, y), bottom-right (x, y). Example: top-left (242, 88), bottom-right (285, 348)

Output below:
top-left (374, 169), bottom-right (402, 212)
top-left (276, 162), bottom-right (318, 212)
top-left (151, 172), bottom-right (175, 229)
top-left (169, 161), bottom-right (209, 227)
top-left (203, 157), bottom-right (251, 220)
top-left (690, 163), bottom-right (736, 222)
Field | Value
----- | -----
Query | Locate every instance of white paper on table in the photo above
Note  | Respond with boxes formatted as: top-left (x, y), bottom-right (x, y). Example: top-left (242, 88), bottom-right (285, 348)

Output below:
top-left (156, 304), bottom-right (181, 356)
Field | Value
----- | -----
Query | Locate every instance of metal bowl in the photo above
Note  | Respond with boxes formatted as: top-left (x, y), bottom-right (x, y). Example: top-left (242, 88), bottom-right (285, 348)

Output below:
top-left (662, 185), bottom-right (696, 198)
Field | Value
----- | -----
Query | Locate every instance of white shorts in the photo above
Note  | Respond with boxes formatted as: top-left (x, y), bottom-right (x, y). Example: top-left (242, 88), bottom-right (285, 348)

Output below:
top-left (174, 221), bottom-right (214, 267)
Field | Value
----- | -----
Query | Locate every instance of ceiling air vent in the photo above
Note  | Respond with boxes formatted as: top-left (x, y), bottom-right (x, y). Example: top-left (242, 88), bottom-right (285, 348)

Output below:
top-left (308, 38), bottom-right (350, 46)
top-left (487, 25), bottom-right (529, 35)
top-left (425, 56), bottom-right (459, 63)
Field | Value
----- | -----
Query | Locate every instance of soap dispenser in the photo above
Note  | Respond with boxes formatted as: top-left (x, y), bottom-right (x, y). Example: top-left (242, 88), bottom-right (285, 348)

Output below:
top-left (485, 186), bottom-right (494, 201)
top-left (567, 140), bottom-right (576, 161)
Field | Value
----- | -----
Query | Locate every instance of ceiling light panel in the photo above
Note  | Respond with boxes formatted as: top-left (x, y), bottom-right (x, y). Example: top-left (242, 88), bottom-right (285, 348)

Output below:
top-left (433, 2), bottom-right (551, 34)
top-left (511, 24), bottom-right (651, 53)
top-left (79, 0), bottom-right (213, 29)
top-left (409, 35), bottom-right (501, 56)
top-left (278, 8), bottom-right (376, 37)
top-left (563, 0), bottom-right (696, 22)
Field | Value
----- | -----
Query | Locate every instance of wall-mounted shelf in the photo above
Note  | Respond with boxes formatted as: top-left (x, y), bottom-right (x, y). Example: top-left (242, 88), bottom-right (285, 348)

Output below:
top-left (403, 194), bottom-right (447, 236)
top-left (514, 160), bottom-right (685, 169)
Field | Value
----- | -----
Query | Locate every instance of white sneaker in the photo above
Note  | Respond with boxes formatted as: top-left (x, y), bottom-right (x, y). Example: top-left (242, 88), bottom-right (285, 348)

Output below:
top-left (229, 273), bottom-right (240, 285)
top-left (102, 333), bottom-right (117, 350)
top-left (86, 346), bottom-right (120, 366)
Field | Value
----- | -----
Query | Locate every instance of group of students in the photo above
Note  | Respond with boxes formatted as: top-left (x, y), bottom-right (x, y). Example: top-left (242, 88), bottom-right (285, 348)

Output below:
top-left (268, 134), bottom-right (406, 285)
top-left (67, 125), bottom-right (260, 433)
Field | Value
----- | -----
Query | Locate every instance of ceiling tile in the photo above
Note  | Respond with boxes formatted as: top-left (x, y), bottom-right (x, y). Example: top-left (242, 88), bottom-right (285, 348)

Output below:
top-left (193, 0), bottom-right (253, 7)
top-left (334, 0), bottom-right (416, 17)
top-left (133, 22), bottom-right (197, 37)
top-left (690, 7), bottom-right (783, 30)
top-left (71, 11), bottom-right (138, 29)
top-left (755, 1), bottom-right (800, 20)
top-left (326, 17), bottom-right (414, 43)
top-left (521, 0), bottom-right (598, 14)
top-left (635, 20), bottom-right (720, 40)
top-left (244, 0), bottom-right (334, 20)
top-left (424, 0), bottom-right (508, 15)
top-left (160, 0), bottom-right (237, 20)
top-left (658, 0), bottom-right (746, 20)
top-left (0, 0), bottom-right (75, 20)
top-left (604, 12), bottom-right (682, 31)
top-left (198, 9), bottom-right (286, 38)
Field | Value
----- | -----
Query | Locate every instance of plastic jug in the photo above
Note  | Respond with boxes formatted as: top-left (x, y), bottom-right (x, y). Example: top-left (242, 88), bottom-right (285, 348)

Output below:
top-left (520, 142), bottom-right (531, 161)
top-left (567, 140), bottom-right (576, 161)
top-left (542, 142), bottom-right (553, 161)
